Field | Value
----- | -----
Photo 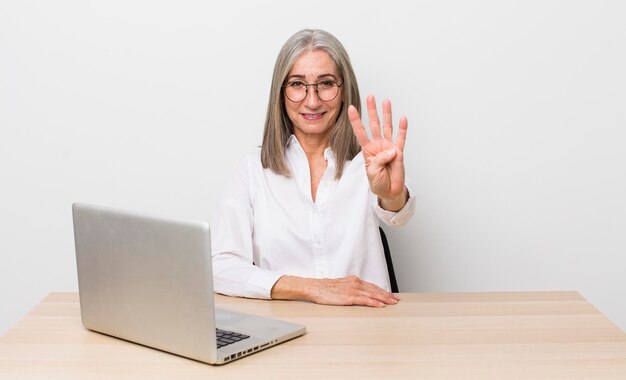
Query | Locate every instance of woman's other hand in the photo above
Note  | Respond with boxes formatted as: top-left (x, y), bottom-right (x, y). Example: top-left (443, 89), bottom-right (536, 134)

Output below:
top-left (271, 274), bottom-right (400, 307)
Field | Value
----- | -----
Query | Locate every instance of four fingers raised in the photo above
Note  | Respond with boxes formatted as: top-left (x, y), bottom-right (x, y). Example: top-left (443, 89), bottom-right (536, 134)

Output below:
top-left (348, 96), bottom-right (408, 151)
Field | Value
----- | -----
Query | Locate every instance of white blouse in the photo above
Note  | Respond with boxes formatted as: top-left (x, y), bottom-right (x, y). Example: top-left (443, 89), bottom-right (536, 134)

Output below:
top-left (211, 136), bottom-right (416, 299)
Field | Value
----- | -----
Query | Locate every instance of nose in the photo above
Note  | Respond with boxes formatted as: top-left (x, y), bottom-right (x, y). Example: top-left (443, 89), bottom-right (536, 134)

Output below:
top-left (304, 85), bottom-right (322, 109)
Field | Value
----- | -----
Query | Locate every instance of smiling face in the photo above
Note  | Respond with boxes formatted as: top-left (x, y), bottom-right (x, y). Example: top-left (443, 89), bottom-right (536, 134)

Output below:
top-left (284, 50), bottom-right (343, 144)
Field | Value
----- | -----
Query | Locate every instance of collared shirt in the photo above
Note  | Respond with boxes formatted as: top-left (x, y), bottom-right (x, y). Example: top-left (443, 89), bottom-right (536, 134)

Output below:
top-left (211, 136), bottom-right (416, 299)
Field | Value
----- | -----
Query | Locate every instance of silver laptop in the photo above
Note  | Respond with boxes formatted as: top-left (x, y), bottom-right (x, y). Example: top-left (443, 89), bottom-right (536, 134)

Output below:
top-left (72, 202), bottom-right (305, 365)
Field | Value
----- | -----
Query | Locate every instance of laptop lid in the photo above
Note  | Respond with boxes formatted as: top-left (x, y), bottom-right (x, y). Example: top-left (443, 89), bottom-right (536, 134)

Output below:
top-left (72, 202), bottom-right (305, 365)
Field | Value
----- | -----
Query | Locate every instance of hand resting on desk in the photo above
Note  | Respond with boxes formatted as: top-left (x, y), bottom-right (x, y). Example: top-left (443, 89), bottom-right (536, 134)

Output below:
top-left (270, 274), bottom-right (400, 307)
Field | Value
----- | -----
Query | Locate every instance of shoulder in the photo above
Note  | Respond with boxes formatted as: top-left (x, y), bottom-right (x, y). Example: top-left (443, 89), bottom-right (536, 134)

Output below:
top-left (219, 148), bottom-right (263, 202)
top-left (223, 147), bottom-right (262, 186)
top-left (243, 146), bottom-right (262, 162)
top-left (235, 147), bottom-right (263, 172)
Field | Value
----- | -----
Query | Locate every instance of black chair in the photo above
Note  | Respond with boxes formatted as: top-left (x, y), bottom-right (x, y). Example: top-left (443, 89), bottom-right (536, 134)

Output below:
top-left (379, 227), bottom-right (399, 293)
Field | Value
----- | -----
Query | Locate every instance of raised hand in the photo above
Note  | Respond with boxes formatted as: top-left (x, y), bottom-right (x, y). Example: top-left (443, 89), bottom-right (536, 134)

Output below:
top-left (348, 96), bottom-right (408, 211)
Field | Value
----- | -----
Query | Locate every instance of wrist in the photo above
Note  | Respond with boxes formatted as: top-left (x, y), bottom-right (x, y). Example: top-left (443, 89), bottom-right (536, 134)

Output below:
top-left (271, 275), bottom-right (312, 301)
top-left (378, 187), bottom-right (409, 212)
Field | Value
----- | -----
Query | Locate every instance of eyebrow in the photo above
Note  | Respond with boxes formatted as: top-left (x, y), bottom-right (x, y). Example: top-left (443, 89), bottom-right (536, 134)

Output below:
top-left (286, 73), bottom-right (339, 81)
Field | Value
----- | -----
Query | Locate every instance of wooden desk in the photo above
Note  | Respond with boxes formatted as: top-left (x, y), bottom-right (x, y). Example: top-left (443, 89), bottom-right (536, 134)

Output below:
top-left (1, 292), bottom-right (625, 379)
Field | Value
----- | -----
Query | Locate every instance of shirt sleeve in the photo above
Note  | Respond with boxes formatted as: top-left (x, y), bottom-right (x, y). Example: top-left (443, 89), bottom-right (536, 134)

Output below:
top-left (211, 154), bottom-right (284, 299)
top-left (372, 179), bottom-right (417, 226)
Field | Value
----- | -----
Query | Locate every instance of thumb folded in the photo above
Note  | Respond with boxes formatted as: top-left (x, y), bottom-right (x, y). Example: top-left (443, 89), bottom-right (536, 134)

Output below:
top-left (371, 148), bottom-right (397, 170)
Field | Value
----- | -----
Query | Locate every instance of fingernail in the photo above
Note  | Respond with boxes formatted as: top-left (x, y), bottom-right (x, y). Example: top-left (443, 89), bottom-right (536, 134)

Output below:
top-left (387, 148), bottom-right (396, 157)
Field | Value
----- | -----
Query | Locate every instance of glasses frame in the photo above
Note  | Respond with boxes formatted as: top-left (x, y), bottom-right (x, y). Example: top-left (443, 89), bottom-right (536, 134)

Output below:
top-left (282, 80), bottom-right (344, 102)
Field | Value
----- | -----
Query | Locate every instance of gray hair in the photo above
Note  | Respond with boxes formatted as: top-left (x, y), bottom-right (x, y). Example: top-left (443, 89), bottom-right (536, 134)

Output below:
top-left (261, 29), bottom-right (362, 179)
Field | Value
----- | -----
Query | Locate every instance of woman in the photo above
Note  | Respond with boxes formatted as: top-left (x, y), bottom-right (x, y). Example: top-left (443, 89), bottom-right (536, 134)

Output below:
top-left (211, 29), bottom-right (415, 307)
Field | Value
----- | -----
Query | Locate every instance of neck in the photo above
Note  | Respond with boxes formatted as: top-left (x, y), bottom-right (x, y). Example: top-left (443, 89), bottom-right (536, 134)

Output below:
top-left (293, 131), bottom-right (330, 161)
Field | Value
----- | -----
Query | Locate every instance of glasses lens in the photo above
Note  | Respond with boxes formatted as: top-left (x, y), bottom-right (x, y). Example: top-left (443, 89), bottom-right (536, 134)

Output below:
top-left (317, 81), bottom-right (339, 101)
top-left (285, 83), bottom-right (306, 102)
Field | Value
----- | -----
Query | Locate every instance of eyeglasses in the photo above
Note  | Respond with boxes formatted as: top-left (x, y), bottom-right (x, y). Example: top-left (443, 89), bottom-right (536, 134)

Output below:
top-left (283, 80), bottom-right (343, 102)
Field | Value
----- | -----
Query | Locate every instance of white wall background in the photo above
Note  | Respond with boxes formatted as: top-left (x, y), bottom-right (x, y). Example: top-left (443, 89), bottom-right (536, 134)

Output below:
top-left (1, 0), bottom-right (625, 335)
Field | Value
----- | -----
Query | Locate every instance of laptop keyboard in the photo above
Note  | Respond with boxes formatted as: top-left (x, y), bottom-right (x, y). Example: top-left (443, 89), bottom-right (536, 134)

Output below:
top-left (216, 328), bottom-right (250, 348)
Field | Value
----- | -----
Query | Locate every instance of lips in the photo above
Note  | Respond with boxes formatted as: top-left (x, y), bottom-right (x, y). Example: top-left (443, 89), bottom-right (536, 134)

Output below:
top-left (301, 112), bottom-right (325, 121)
